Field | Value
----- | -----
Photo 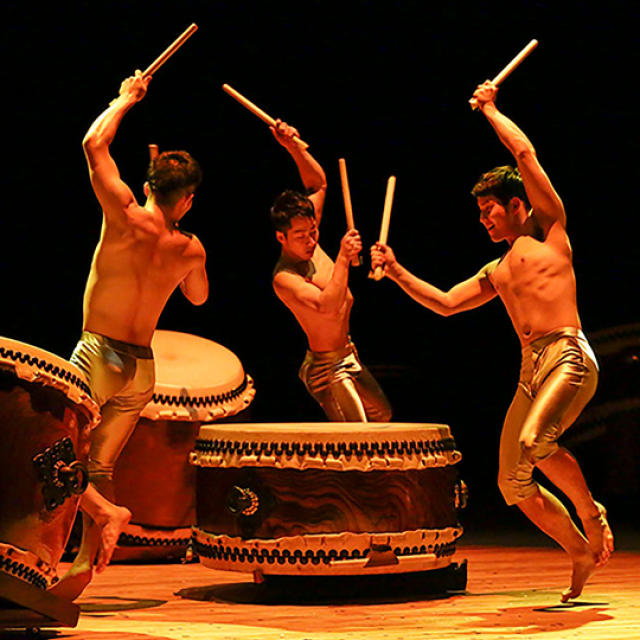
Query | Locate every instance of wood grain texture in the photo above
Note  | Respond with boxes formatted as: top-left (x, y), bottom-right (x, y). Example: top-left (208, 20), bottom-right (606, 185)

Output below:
top-left (13, 541), bottom-right (637, 639)
top-left (196, 466), bottom-right (459, 538)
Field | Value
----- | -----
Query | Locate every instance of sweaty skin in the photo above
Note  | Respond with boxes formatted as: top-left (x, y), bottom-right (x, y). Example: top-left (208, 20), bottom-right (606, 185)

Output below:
top-left (270, 121), bottom-right (390, 422)
top-left (52, 71), bottom-right (208, 601)
top-left (82, 76), bottom-right (207, 347)
top-left (479, 210), bottom-right (580, 345)
top-left (270, 121), bottom-right (360, 353)
top-left (370, 81), bottom-right (613, 602)
top-left (274, 228), bottom-right (358, 353)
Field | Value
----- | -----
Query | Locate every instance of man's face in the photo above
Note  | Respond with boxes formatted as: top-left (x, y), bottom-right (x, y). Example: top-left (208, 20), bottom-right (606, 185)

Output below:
top-left (277, 215), bottom-right (318, 261)
top-left (477, 196), bottom-right (517, 243)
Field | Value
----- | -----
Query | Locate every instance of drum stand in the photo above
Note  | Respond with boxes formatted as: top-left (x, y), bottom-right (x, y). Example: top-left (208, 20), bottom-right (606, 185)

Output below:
top-left (0, 573), bottom-right (79, 631)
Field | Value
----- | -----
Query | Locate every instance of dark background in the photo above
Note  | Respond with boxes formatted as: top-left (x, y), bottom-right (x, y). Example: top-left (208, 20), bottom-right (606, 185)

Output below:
top-left (1, 1), bottom-right (638, 538)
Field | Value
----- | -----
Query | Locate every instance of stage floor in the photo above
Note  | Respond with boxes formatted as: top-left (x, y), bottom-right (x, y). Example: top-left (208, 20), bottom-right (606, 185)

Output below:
top-left (3, 535), bottom-right (639, 640)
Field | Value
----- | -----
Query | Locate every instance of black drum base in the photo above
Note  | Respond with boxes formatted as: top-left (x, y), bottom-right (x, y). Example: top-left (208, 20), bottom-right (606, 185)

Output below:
top-left (0, 573), bottom-right (79, 630)
top-left (178, 560), bottom-right (468, 605)
top-left (257, 560), bottom-right (468, 602)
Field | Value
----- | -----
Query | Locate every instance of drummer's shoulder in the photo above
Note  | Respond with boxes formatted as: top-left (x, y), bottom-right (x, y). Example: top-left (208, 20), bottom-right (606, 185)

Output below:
top-left (177, 228), bottom-right (206, 251)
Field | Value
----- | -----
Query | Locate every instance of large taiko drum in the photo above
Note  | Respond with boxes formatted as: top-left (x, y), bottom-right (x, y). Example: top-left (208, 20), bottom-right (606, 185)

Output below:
top-left (192, 423), bottom-right (466, 577)
top-left (0, 337), bottom-right (99, 590)
top-left (112, 330), bottom-right (256, 560)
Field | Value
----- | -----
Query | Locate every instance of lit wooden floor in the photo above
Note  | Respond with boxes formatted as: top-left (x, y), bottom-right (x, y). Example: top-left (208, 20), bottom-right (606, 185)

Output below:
top-left (6, 539), bottom-right (640, 640)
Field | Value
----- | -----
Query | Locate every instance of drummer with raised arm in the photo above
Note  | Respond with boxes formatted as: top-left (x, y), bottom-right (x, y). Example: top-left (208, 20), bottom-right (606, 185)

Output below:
top-left (270, 120), bottom-right (391, 423)
top-left (52, 70), bottom-right (208, 600)
top-left (371, 80), bottom-right (613, 602)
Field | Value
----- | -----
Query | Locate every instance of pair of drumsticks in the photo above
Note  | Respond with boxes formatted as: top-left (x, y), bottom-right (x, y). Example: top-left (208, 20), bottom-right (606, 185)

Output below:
top-left (122, 25), bottom-right (538, 280)
top-left (220, 39), bottom-right (538, 280)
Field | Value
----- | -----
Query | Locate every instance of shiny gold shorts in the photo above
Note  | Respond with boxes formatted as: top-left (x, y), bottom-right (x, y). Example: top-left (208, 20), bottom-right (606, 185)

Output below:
top-left (498, 327), bottom-right (598, 505)
top-left (299, 342), bottom-right (392, 422)
top-left (71, 331), bottom-right (155, 501)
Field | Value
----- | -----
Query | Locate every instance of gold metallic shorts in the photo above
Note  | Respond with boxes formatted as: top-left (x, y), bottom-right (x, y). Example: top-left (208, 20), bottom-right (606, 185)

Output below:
top-left (498, 327), bottom-right (598, 505)
top-left (299, 342), bottom-right (392, 422)
top-left (71, 331), bottom-right (155, 501)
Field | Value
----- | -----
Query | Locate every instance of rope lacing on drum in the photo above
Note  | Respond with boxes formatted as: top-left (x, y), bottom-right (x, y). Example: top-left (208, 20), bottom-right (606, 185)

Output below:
top-left (0, 552), bottom-right (49, 590)
top-left (193, 536), bottom-right (458, 566)
top-left (193, 436), bottom-right (458, 458)
top-left (0, 346), bottom-right (92, 397)
top-left (118, 532), bottom-right (191, 548)
top-left (151, 375), bottom-right (249, 408)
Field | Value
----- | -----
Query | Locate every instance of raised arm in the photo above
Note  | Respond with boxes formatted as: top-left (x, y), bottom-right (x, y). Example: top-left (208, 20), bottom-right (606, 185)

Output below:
top-left (179, 235), bottom-right (209, 306)
top-left (82, 71), bottom-right (151, 224)
top-left (271, 120), bottom-right (327, 225)
top-left (275, 229), bottom-right (361, 314)
top-left (371, 243), bottom-right (498, 316)
top-left (472, 82), bottom-right (565, 233)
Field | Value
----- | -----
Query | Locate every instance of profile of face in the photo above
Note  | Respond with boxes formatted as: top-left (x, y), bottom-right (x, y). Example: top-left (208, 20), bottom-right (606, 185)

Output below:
top-left (477, 195), bottom-right (521, 243)
top-left (276, 215), bottom-right (319, 261)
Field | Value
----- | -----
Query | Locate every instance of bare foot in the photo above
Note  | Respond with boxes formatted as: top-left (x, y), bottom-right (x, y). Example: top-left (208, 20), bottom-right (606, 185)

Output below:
top-left (94, 504), bottom-right (131, 572)
top-left (49, 562), bottom-right (93, 601)
top-left (582, 502), bottom-right (614, 567)
top-left (561, 550), bottom-right (597, 603)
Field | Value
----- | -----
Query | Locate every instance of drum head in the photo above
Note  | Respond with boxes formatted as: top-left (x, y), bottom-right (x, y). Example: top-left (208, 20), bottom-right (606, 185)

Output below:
top-left (141, 330), bottom-right (255, 421)
top-left (192, 422), bottom-right (461, 471)
top-left (0, 335), bottom-right (98, 420)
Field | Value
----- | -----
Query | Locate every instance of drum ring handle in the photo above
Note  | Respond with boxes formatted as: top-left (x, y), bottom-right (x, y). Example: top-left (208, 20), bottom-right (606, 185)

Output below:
top-left (227, 486), bottom-right (260, 517)
top-left (55, 460), bottom-right (90, 495)
top-left (455, 479), bottom-right (468, 510)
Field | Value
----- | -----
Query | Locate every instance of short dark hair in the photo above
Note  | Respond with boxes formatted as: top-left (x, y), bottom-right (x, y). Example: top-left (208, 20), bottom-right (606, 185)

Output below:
top-left (147, 151), bottom-right (202, 207)
top-left (270, 190), bottom-right (315, 232)
top-left (471, 165), bottom-right (531, 209)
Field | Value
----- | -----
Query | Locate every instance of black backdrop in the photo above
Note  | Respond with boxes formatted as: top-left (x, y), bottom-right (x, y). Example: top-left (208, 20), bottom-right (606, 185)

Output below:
top-left (2, 0), bottom-right (638, 534)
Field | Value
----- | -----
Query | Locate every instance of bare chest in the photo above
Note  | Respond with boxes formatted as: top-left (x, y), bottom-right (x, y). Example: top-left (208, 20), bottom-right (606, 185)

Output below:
top-left (491, 237), bottom-right (569, 295)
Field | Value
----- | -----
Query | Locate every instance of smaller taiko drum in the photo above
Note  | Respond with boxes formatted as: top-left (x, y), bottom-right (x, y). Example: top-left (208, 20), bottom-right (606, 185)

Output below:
top-left (0, 337), bottom-right (99, 590)
top-left (112, 330), bottom-right (255, 560)
top-left (192, 423), bottom-right (466, 577)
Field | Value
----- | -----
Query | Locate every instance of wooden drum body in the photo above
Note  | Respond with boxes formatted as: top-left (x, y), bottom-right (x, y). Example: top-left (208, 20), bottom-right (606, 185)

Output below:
top-left (112, 330), bottom-right (255, 560)
top-left (0, 337), bottom-right (99, 589)
top-left (192, 423), bottom-right (465, 577)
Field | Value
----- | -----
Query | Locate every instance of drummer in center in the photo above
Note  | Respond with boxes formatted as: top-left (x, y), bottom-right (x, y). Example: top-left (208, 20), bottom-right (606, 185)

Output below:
top-left (52, 70), bottom-right (209, 600)
top-left (270, 120), bottom-right (391, 422)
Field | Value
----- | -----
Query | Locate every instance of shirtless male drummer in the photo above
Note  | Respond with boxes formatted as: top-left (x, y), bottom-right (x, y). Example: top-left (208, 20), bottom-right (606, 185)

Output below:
top-left (371, 81), bottom-right (613, 601)
top-left (270, 120), bottom-right (391, 422)
top-left (52, 71), bottom-right (208, 599)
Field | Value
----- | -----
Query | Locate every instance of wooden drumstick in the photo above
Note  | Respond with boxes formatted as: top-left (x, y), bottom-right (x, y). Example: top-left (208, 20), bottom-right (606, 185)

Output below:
top-left (149, 144), bottom-right (159, 161)
top-left (109, 24), bottom-right (198, 106)
top-left (369, 176), bottom-right (396, 281)
top-left (469, 39), bottom-right (538, 110)
top-left (339, 158), bottom-right (361, 267)
top-left (222, 84), bottom-right (309, 150)
top-left (143, 23), bottom-right (198, 77)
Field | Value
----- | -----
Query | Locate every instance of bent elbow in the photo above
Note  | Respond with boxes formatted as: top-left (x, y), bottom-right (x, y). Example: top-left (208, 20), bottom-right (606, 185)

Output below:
top-left (82, 133), bottom-right (103, 158)
top-left (190, 288), bottom-right (209, 306)
top-left (82, 133), bottom-right (95, 152)
top-left (437, 294), bottom-right (464, 317)
top-left (191, 293), bottom-right (208, 306)
top-left (514, 146), bottom-right (537, 164)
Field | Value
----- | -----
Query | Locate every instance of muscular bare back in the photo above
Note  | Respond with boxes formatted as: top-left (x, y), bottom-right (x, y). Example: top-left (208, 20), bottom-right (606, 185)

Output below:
top-left (83, 205), bottom-right (206, 346)
top-left (80, 72), bottom-right (207, 347)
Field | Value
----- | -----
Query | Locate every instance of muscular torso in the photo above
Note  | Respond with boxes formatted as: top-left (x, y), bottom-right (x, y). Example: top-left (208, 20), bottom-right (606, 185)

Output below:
top-left (83, 207), bottom-right (202, 346)
top-left (274, 245), bottom-right (353, 352)
top-left (487, 224), bottom-right (581, 346)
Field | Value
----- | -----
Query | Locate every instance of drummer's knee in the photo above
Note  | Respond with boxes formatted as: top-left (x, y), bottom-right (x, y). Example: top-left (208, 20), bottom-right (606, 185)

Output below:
top-left (498, 463), bottom-right (536, 506)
